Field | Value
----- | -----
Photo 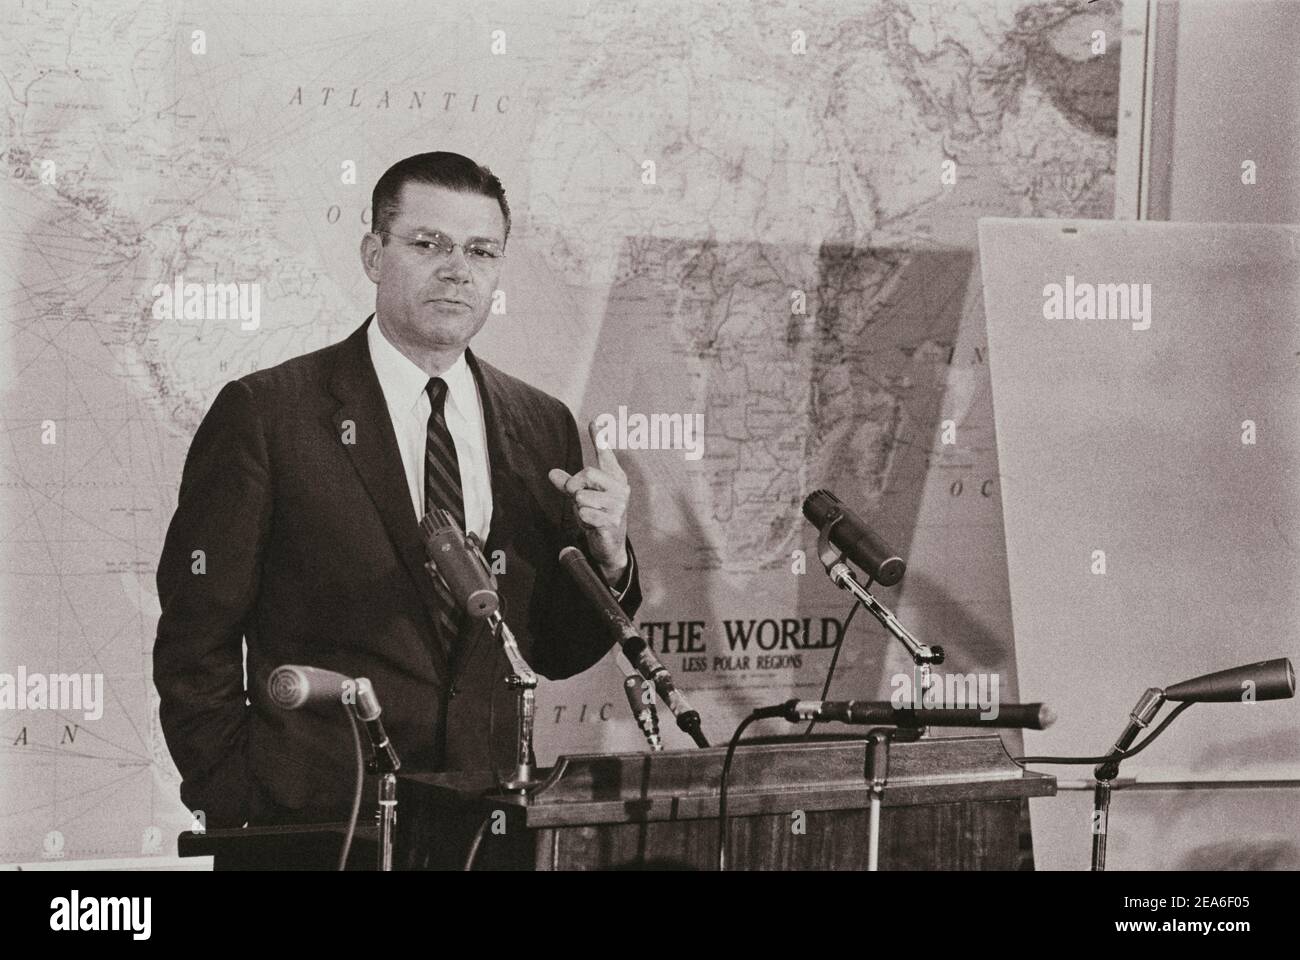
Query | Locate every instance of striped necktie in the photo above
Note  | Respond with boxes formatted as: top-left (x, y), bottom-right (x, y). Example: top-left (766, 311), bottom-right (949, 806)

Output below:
top-left (424, 377), bottom-right (467, 647)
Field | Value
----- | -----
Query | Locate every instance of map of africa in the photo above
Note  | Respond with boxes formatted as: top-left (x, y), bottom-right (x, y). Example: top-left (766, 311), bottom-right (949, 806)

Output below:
top-left (0, 0), bottom-right (1120, 860)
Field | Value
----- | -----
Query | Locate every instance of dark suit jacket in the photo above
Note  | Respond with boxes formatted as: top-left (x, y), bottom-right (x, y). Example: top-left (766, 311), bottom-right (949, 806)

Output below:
top-left (153, 316), bottom-right (641, 827)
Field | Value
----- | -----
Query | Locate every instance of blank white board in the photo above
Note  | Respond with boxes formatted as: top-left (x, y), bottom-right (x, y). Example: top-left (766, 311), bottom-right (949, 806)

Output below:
top-left (979, 218), bottom-right (1300, 867)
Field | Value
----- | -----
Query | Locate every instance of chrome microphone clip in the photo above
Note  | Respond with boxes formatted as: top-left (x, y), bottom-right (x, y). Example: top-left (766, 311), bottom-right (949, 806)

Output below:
top-left (816, 524), bottom-right (943, 669)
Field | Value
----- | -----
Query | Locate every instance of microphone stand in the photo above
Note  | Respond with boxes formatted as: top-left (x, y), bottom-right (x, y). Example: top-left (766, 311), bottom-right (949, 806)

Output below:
top-left (486, 609), bottom-right (539, 793)
top-left (858, 724), bottom-right (925, 870)
top-left (353, 678), bottom-right (401, 872)
top-left (422, 522), bottom-right (540, 794)
top-left (360, 714), bottom-right (401, 872)
top-left (865, 729), bottom-right (891, 871)
top-left (816, 528), bottom-right (944, 704)
top-left (1091, 687), bottom-right (1164, 872)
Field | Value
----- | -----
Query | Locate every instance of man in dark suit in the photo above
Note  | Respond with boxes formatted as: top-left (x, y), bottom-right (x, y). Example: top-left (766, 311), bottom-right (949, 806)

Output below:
top-left (153, 152), bottom-right (640, 828)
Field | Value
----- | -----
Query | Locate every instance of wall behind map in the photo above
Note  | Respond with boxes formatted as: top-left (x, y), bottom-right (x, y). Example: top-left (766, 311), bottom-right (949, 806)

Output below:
top-left (1152, 0), bottom-right (1300, 223)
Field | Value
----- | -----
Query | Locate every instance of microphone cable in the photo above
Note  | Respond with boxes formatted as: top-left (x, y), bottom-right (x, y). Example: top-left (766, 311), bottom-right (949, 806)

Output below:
top-left (804, 595), bottom-right (865, 738)
top-left (717, 710), bottom-right (769, 871)
top-left (463, 811), bottom-right (492, 871)
top-left (487, 628), bottom-right (509, 795)
top-left (1013, 701), bottom-right (1194, 767)
top-left (338, 706), bottom-right (365, 871)
top-left (465, 634), bottom-right (508, 872)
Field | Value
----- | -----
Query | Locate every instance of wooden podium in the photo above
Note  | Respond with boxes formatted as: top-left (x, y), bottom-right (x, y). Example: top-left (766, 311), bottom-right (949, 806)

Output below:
top-left (395, 734), bottom-right (1054, 870)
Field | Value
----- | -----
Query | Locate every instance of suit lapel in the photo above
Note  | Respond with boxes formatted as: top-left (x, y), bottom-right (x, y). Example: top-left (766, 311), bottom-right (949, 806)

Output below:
top-left (329, 317), bottom-right (450, 681)
top-left (449, 348), bottom-right (556, 671)
top-left (468, 348), bottom-right (546, 562)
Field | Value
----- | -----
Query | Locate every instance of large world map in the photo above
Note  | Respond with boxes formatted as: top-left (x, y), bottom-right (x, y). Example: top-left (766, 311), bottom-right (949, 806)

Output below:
top-left (0, 0), bottom-right (1119, 860)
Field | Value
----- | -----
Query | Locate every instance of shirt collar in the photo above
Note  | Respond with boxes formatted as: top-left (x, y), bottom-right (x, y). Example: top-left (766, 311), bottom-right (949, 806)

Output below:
top-left (368, 314), bottom-right (475, 418)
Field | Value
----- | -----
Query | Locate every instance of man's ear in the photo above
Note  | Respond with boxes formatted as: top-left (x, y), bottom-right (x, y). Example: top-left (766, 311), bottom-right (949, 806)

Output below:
top-left (360, 232), bottom-right (383, 283)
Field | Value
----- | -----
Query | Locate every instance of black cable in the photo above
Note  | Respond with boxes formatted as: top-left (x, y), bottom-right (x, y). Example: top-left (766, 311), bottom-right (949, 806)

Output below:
top-left (804, 595), bottom-right (865, 737)
top-left (463, 811), bottom-right (492, 871)
top-left (487, 626), bottom-right (509, 794)
top-left (717, 712), bottom-right (762, 872)
top-left (1014, 701), bottom-right (1195, 766)
top-left (338, 706), bottom-right (365, 872)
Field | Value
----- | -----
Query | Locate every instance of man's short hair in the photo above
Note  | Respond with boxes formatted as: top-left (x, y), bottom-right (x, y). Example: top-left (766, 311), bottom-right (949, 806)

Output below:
top-left (371, 151), bottom-right (511, 242)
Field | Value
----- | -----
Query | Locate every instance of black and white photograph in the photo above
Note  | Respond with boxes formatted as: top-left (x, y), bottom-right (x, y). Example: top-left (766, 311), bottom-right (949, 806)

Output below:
top-left (0, 0), bottom-right (1295, 937)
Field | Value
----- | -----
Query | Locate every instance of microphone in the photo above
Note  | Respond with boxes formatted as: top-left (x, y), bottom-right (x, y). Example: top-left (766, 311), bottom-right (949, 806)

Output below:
top-left (267, 665), bottom-right (401, 772)
top-left (419, 509), bottom-right (499, 618)
top-left (755, 698), bottom-right (1056, 730)
top-left (1094, 659), bottom-right (1295, 782)
top-left (1164, 657), bottom-right (1295, 703)
top-left (268, 664), bottom-right (355, 710)
top-left (558, 545), bottom-right (710, 747)
top-left (352, 676), bottom-right (401, 773)
top-left (803, 490), bottom-right (905, 586)
top-left (618, 658), bottom-right (662, 751)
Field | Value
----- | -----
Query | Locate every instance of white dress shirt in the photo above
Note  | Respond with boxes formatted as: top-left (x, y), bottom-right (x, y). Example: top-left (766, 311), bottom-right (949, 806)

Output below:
top-left (367, 316), bottom-right (493, 543)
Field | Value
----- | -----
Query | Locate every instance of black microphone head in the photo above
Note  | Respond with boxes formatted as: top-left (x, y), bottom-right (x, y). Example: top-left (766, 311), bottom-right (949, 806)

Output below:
top-left (802, 489), bottom-right (842, 527)
top-left (802, 489), bottom-right (905, 586)
top-left (1164, 658), bottom-right (1296, 703)
top-left (418, 508), bottom-right (456, 549)
top-left (560, 545), bottom-right (642, 645)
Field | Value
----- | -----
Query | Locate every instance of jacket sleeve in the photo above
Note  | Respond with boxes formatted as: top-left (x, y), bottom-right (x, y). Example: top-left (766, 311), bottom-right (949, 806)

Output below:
top-left (153, 379), bottom-right (272, 828)
top-left (528, 403), bottom-right (642, 680)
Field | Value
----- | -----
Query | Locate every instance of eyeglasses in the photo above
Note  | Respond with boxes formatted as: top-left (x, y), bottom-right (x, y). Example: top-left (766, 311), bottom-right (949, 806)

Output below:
top-left (378, 228), bottom-right (505, 263)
